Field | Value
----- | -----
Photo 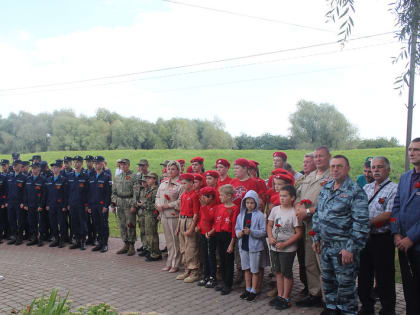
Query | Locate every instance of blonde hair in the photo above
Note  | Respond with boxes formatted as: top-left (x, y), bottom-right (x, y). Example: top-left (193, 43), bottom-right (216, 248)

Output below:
top-left (219, 184), bottom-right (234, 196)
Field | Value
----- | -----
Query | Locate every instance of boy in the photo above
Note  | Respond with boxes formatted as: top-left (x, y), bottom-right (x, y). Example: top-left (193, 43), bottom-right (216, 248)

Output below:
top-left (267, 185), bottom-right (303, 310)
top-left (176, 173), bottom-right (200, 283)
top-left (196, 186), bottom-right (219, 288)
top-left (235, 190), bottom-right (266, 302)
top-left (209, 184), bottom-right (239, 295)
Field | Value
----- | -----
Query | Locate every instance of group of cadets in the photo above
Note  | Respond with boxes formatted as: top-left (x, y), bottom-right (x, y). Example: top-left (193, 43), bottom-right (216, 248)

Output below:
top-left (0, 153), bottom-right (112, 252)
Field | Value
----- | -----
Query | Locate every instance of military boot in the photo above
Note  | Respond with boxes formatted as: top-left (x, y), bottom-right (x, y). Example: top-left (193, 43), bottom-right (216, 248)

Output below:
top-left (127, 242), bottom-right (135, 256)
top-left (69, 240), bottom-right (81, 249)
top-left (26, 236), bottom-right (38, 246)
top-left (116, 242), bottom-right (129, 254)
top-left (176, 269), bottom-right (190, 280)
top-left (92, 243), bottom-right (102, 251)
top-left (15, 235), bottom-right (23, 246)
top-left (80, 239), bottom-right (87, 250)
top-left (184, 270), bottom-right (200, 283)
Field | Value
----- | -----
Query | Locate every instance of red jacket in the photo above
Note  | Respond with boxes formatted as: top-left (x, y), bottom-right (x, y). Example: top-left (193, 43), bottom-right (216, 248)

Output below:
top-left (213, 204), bottom-right (239, 238)
top-left (180, 190), bottom-right (199, 217)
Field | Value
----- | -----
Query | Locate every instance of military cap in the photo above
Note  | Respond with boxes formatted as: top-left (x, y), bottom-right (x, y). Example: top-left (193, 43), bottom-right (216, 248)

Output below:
top-left (274, 173), bottom-right (295, 186)
top-left (55, 159), bottom-right (64, 167)
top-left (11, 152), bottom-right (20, 160)
top-left (13, 159), bottom-right (23, 165)
top-left (179, 173), bottom-right (194, 181)
top-left (21, 161), bottom-right (30, 166)
top-left (145, 172), bottom-right (159, 180)
top-left (271, 168), bottom-right (288, 176)
top-left (94, 156), bottom-right (105, 162)
top-left (31, 162), bottom-right (41, 168)
top-left (0, 159), bottom-right (10, 165)
top-left (199, 186), bottom-right (216, 197)
top-left (50, 162), bottom-right (59, 167)
top-left (204, 170), bottom-right (219, 178)
top-left (273, 151), bottom-right (287, 161)
top-left (234, 158), bottom-right (249, 168)
top-left (73, 155), bottom-right (83, 162)
top-left (137, 159), bottom-right (149, 166)
top-left (84, 155), bottom-right (95, 161)
top-left (120, 158), bottom-right (130, 164)
top-left (63, 156), bottom-right (73, 162)
top-left (40, 161), bottom-right (48, 168)
top-left (29, 155), bottom-right (41, 161)
top-left (160, 160), bottom-right (170, 167)
top-left (215, 158), bottom-right (230, 168)
top-left (190, 157), bottom-right (204, 164)
top-left (193, 173), bottom-right (205, 181)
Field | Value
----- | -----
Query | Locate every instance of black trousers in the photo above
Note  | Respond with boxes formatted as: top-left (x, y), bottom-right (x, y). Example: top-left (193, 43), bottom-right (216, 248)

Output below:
top-left (215, 232), bottom-right (234, 288)
top-left (91, 206), bottom-right (109, 245)
top-left (399, 248), bottom-right (420, 315)
top-left (358, 232), bottom-right (396, 314)
top-left (200, 234), bottom-right (217, 279)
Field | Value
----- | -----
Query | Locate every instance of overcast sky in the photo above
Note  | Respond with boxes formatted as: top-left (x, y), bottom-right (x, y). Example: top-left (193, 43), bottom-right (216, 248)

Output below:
top-left (0, 0), bottom-right (418, 143)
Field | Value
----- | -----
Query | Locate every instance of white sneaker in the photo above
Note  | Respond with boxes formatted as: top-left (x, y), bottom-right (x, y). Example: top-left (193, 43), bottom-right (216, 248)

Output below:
top-left (0, 275), bottom-right (4, 281)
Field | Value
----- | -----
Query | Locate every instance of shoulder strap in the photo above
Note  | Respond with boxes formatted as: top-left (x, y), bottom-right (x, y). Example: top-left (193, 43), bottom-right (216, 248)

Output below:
top-left (368, 180), bottom-right (392, 205)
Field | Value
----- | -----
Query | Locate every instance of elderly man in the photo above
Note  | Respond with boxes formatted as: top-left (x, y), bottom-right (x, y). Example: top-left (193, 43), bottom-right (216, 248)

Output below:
top-left (391, 138), bottom-right (420, 315)
top-left (295, 153), bottom-right (316, 189)
top-left (358, 156), bottom-right (397, 315)
top-left (312, 155), bottom-right (369, 315)
top-left (296, 146), bottom-right (331, 308)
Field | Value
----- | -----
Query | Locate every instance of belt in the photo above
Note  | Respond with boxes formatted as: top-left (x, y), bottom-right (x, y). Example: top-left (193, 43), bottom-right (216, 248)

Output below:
top-left (180, 215), bottom-right (193, 219)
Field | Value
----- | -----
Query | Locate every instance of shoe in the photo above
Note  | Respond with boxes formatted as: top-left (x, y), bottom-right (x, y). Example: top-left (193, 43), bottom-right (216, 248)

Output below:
top-left (116, 242), bottom-right (129, 254)
top-left (138, 250), bottom-right (150, 257)
top-left (92, 244), bottom-right (102, 251)
top-left (358, 308), bottom-right (375, 315)
top-left (37, 240), bottom-right (44, 247)
top-left (275, 298), bottom-right (291, 310)
top-left (321, 308), bottom-right (341, 315)
top-left (26, 238), bottom-right (38, 246)
top-left (136, 246), bottom-right (144, 252)
top-left (80, 240), bottom-right (87, 250)
top-left (296, 294), bottom-right (322, 307)
top-left (100, 245), bottom-right (108, 253)
top-left (127, 243), bottom-right (135, 256)
top-left (86, 238), bottom-right (94, 246)
top-left (69, 242), bottom-right (81, 249)
top-left (7, 237), bottom-right (16, 245)
top-left (267, 287), bottom-right (278, 297)
top-left (205, 277), bottom-right (217, 288)
top-left (176, 270), bottom-right (190, 280)
top-left (221, 287), bottom-right (232, 295)
top-left (215, 285), bottom-right (223, 291)
top-left (246, 292), bottom-right (257, 302)
top-left (162, 266), bottom-right (171, 271)
top-left (197, 278), bottom-right (208, 286)
top-left (269, 296), bottom-right (284, 307)
top-left (22, 233), bottom-right (29, 240)
top-left (145, 255), bottom-right (162, 262)
top-left (14, 237), bottom-right (23, 245)
top-left (184, 271), bottom-right (200, 283)
top-left (301, 287), bottom-right (309, 295)
top-left (49, 238), bottom-right (59, 247)
top-left (168, 267), bottom-right (178, 273)
top-left (240, 291), bottom-right (250, 300)
top-left (58, 240), bottom-right (65, 248)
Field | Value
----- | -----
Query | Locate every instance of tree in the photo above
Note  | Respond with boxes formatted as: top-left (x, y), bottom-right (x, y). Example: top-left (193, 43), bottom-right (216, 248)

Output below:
top-left (289, 100), bottom-right (358, 149)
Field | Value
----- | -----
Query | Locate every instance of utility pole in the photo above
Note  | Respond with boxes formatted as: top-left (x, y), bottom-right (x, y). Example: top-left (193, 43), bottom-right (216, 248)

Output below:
top-left (405, 4), bottom-right (419, 171)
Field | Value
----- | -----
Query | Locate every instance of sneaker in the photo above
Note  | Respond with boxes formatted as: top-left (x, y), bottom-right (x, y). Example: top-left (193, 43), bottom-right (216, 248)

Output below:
top-left (246, 292), bottom-right (257, 302)
top-left (275, 298), bottom-right (291, 310)
top-left (240, 291), bottom-right (250, 300)
top-left (269, 296), bottom-right (284, 307)
top-left (197, 278), bottom-right (209, 287)
top-left (205, 277), bottom-right (217, 288)
top-left (184, 271), bottom-right (200, 283)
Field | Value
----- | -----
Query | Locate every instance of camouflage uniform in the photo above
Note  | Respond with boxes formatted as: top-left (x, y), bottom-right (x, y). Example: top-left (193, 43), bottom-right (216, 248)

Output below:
top-left (143, 185), bottom-right (161, 258)
top-left (135, 178), bottom-right (147, 247)
top-left (111, 169), bottom-right (139, 247)
top-left (312, 177), bottom-right (369, 315)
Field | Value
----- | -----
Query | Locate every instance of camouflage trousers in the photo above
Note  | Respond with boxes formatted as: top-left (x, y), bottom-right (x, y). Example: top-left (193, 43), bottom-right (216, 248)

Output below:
top-left (321, 241), bottom-right (360, 315)
top-left (144, 213), bottom-right (161, 258)
top-left (116, 198), bottom-right (136, 243)
top-left (138, 212), bottom-right (145, 245)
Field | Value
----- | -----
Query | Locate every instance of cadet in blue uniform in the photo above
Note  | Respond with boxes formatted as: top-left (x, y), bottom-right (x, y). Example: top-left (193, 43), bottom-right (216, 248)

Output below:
top-left (62, 156), bottom-right (74, 177)
top-left (312, 155), bottom-right (369, 315)
top-left (88, 156), bottom-right (112, 253)
top-left (23, 162), bottom-right (46, 246)
top-left (67, 156), bottom-right (89, 250)
top-left (84, 155), bottom-right (96, 245)
top-left (9, 153), bottom-right (20, 172)
top-left (0, 159), bottom-right (9, 242)
top-left (38, 160), bottom-right (52, 244)
top-left (6, 160), bottom-right (27, 245)
top-left (44, 162), bottom-right (68, 248)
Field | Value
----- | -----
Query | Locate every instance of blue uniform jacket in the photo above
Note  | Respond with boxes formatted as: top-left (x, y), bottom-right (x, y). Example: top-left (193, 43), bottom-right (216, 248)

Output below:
top-left (6, 172), bottom-right (27, 205)
top-left (88, 171), bottom-right (112, 208)
top-left (391, 169), bottom-right (420, 251)
top-left (24, 175), bottom-right (46, 208)
top-left (67, 171), bottom-right (89, 207)
top-left (0, 173), bottom-right (7, 206)
top-left (312, 177), bottom-right (369, 253)
top-left (44, 175), bottom-right (68, 208)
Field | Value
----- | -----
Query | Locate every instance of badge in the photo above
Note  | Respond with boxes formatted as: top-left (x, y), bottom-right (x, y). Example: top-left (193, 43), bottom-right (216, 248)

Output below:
top-left (35, 185), bottom-right (41, 190)
top-left (79, 183), bottom-right (84, 188)
top-left (339, 193), bottom-right (348, 198)
top-left (126, 176), bottom-right (131, 180)
top-left (56, 185), bottom-right (61, 190)
top-left (98, 183), bottom-right (104, 188)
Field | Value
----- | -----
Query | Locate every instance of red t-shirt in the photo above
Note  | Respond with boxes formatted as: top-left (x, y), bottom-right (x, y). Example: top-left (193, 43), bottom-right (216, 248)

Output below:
top-left (197, 201), bottom-right (218, 234)
top-left (218, 175), bottom-right (232, 187)
top-left (213, 204), bottom-right (239, 238)
top-left (230, 177), bottom-right (260, 207)
top-left (270, 193), bottom-right (280, 207)
top-left (180, 190), bottom-right (200, 217)
top-left (254, 177), bottom-right (267, 201)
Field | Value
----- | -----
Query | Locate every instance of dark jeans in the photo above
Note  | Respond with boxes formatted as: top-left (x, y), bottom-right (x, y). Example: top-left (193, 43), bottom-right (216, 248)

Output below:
top-left (200, 234), bottom-right (217, 278)
top-left (216, 232), bottom-right (234, 288)
top-left (399, 248), bottom-right (420, 315)
top-left (358, 233), bottom-right (396, 314)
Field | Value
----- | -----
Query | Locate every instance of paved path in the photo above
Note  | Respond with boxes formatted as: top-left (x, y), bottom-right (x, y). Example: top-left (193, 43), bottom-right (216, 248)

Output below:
top-left (0, 237), bottom-right (406, 314)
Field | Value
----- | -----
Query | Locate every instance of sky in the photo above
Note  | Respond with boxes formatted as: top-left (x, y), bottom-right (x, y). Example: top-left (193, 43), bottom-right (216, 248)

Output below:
top-left (0, 0), bottom-right (418, 144)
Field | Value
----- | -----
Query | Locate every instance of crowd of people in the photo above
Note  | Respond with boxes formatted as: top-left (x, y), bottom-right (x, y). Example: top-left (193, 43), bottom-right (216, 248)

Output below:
top-left (1, 138), bottom-right (420, 315)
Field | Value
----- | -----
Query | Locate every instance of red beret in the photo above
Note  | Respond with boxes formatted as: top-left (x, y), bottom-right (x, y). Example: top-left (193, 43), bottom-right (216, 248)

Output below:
top-left (250, 160), bottom-right (259, 166)
top-left (193, 174), bottom-right (205, 181)
top-left (162, 168), bottom-right (167, 173)
top-left (274, 173), bottom-right (295, 186)
top-left (179, 173), bottom-right (194, 181)
top-left (215, 158), bottom-right (230, 168)
top-left (234, 158), bottom-right (249, 168)
top-left (204, 170), bottom-right (219, 178)
top-left (186, 165), bottom-right (193, 173)
top-left (273, 152), bottom-right (287, 160)
top-left (177, 159), bottom-right (186, 164)
top-left (190, 157), bottom-right (204, 163)
top-left (248, 161), bottom-right (257, 169)
top-left (271, 168), bottom-right (289, 176)
top-left (199, 186), bottom-right (216, 196)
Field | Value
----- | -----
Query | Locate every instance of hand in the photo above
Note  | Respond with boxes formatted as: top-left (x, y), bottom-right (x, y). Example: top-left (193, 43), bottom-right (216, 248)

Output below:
top-left (237, 231), bottom-right (243, 238)
top-left (397, 237), bottom-right (414, 252)
top-left (45, 206), bottom-right (50, 211)
top-left (295, 204), bottom-right (307, 221)
top-left (205, 232), bottom-right (211, 239)
top-left (275, 242), bottom-right (286, 250)
top-left (20, 203), bottom-right (24, 208)
top-left (110, 206), bottom-right (116, 213)
top-left (0, 205), bottom-right (4, 208)
top-left (340, 249), bottom-right (354, 265)
top-left (243, 227), bottom-right (250, 235)
top-left (102, 207), bottom-right (107, 213)
top-left (5, 203), bottom-right (7, 207)
top-left (24, 206), bottom-right (28, 211)
top-left (394, 234), bottom-right (402, 246)
top-left (62, 208), bottom-right (66, 212)
top-left (312, 241), bottom-right (321, 254)
top-left (269, 237), bottom-right (276, 245)
top-left (184, 229), bottom-right (192, 237)
top-left (86, 207), bottom-right (91, 213)
top-left (130, 207), bottom-right (136, 213)
top-left (227, 244), bottom-right (233, 254)
top-left (37, 207), bottom-right (43, 212)
top-left (195, 226), bottom-right (200, 233)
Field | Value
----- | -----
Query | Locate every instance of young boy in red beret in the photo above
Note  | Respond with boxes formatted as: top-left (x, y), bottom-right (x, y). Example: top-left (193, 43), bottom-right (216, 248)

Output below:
top-left (230, 159), bottom-right (260, 208)
top-left (204, 170), bottom-right (221, 203)
top-left (177, 159), bottom-right (186, 174)
top-left (190, 157), bottom-right (205, 174)
top-left (216, 159), bottom-right (232, 186)
top-left (196, 186), bottom-right (219, 288)
top-left (193, 173), bottom-right (206, 192)
top-left (176, 173), bottom-right (200, 283)
top-left (209, 184), bottom-right (239, 295)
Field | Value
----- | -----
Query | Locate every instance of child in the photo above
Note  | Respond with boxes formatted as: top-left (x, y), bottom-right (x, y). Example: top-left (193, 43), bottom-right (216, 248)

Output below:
top-left (193, 174), bottom-right (205, 192)
top-left (235, 190), bottom-right (266, 302)
top-left (267, 185), bottom-right (303, 310)
top-left (176, 173), bottom-right (200, 283)
top-left (209, 184), bottom-right (239, 295)
top-left (204, 170), bottom-right (221, 203)
top-left (195, 186), bottom-right (219, 288)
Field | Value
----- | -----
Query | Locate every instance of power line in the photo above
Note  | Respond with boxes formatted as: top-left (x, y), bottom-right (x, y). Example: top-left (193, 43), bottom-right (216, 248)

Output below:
top-left (162, 0), bottom-right (333, 33)
top-left (0, 40), bottom-right (396, 96)
top-left (0, 31), bottom-right (394, 92)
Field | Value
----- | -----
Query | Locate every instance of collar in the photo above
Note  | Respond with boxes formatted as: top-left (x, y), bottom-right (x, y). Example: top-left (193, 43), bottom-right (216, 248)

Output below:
top-left (326, 176), bottom-right (351, 192)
